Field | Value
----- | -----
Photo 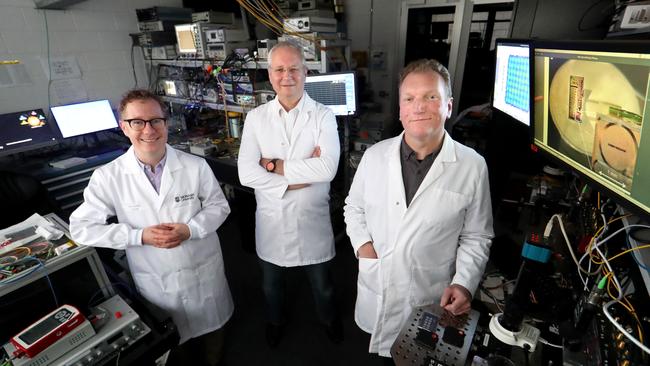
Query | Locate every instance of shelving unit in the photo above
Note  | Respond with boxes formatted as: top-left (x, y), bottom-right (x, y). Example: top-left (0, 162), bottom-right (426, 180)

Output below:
top-left (150, 58), bottom-right (326, 72)
top-left (145, 39), bottom-right (351, 115)
top-left (160, 95), bottom-right (253, 114)
top-left (146, 39), bottom-right (351, 74)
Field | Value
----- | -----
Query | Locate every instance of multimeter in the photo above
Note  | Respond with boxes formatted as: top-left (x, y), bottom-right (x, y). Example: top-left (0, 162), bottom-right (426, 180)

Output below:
top-left (10, 304), bottom-right (85, 358)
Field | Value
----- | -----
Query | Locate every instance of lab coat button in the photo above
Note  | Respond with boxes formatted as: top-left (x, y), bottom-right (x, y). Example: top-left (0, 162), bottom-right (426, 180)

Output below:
top-left (396, 202), bottom-right (399, 205)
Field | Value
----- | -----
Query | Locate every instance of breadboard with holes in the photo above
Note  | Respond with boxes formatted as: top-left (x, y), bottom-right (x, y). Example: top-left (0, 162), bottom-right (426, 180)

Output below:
top-left (391, 304), bottom-right (480, 366)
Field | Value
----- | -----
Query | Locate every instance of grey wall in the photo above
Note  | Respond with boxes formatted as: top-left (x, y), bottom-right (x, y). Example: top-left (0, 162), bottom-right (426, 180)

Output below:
top-left (0, 0), bottom-right (183, 114)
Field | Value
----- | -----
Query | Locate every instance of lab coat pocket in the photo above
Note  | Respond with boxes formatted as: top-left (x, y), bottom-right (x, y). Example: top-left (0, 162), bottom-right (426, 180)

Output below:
top-left (408, 259), bottom-right (453, 307)
top-left (355, 257), bottom-right (381, 332)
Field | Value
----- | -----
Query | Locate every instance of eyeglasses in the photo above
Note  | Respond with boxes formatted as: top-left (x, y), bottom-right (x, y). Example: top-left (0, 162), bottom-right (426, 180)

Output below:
top-left (123, 118), bottom-right (167, 131)
top-left (270, 66), bottom-right (303, 75)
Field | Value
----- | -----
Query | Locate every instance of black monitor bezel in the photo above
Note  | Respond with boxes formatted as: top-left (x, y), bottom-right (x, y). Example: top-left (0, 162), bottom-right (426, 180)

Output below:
top-left (531, 39), bottom-right (650, 219)
top-left (305, 70), bottom-right (358, 116)
top-left (0, 108), bottom-right (59, 158)
top-left (492, 38), bottom-right (533, 130)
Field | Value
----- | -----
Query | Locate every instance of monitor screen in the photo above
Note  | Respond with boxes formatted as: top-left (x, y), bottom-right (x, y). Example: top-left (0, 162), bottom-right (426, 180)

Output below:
top-left (50, 100), bottom-right (119, 139)
top-left (175, 24), bottom-right (197, 54)
top-left (493, 39), bottom-right (531, 126)
top-left (0, 109), bottom-right (58, 157)
top-left (533, 40), bottom-right (650, 216)
top-left (305, 72), bottom-right (357, 116)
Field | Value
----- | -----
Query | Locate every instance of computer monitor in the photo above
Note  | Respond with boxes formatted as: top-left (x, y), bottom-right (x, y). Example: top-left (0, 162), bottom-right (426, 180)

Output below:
top-left (305, 71), bottom-right (357, 116)
top-left (175, 24), bottom-right (197, 54)
top-left (0, 109), bottom-right (59, 158)
top-left (493, 39), bottom-right (531, 126)
top-left (532, 40), bottom-right (650, 217)
top-left (50, 100), bottom-right (119, 139)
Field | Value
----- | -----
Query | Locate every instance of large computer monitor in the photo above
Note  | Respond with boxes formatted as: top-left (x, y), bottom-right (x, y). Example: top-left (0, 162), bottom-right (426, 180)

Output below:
top-left (305, 71), bottom-right (357, 116)
top-left (50, 100), bottom-right (119, 139)
top-left (533, 40), bottom-right (650, 216)
top-left (493, 39), bottom-right (531, 126)
top-left (0, 109), bottom-right (59, 158)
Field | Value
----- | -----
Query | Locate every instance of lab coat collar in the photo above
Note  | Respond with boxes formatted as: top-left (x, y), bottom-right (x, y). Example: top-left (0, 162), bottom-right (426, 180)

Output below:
top-left (123, 145), bottom-right (182, 174)
top-left (270, 92), bottom-right (317, 151)
top-left (387, 131), bottom-right (457, 163)
top-left (410, 131), bottom-right (457, 205)
top-left (272, 91), bottom-right (307, 116)
top-left (289, 93), bottom-right (316, 147)
top-left (386, 131), bottom-right (458, 206)
top-left (123, 145), bottom-right (183, 210)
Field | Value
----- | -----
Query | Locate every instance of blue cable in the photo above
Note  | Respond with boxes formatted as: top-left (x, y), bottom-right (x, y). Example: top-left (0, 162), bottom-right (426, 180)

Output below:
top-left (0, 256), bottom-right (59, 307)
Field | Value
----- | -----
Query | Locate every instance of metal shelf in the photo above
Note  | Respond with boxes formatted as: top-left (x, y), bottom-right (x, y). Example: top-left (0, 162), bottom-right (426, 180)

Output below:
top-left (160, 95), bottom-right (257, 114)
top-left (145, 38), bottom-right (351, 74)
top-left (147, 58), bottom-right (326, 71)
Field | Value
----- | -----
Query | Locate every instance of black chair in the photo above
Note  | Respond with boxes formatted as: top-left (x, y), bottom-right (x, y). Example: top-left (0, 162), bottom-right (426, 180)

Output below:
top-left (0, 171), bottom-right (59, 228)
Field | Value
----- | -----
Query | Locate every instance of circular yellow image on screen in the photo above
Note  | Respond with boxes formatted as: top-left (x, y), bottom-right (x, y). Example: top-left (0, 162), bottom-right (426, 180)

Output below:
top-left (593, 121), bottom-right (639, 177)
top-left (549, 60), bottom-right (642, 155)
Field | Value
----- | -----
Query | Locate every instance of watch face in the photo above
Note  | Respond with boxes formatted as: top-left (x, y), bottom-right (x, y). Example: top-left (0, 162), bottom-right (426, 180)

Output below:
top-left (266, 161), bottom-right (275, 172)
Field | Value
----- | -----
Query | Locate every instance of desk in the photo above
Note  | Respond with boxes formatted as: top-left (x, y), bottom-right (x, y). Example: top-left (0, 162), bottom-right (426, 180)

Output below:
top-left (171, 140), bottom-right (258, 253)
top-left (169, 135), bottom-right (249, 191)
top-left (0, 149), bottom-right (125, 216)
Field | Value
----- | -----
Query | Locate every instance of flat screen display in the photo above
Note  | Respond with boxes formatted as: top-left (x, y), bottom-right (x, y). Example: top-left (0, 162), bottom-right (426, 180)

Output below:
top-left (0, 109), bottom-right (58, 157)
top-left (305, 72), bottom-right (357, 116)
top-left (533, 40), bottom-right (650, 216)
top-left (50, 100), bottom-right (118, 138)
top-left (493, 39), bottom-right (531, 126)
top-left (175, 24), bottom-right (197, 54)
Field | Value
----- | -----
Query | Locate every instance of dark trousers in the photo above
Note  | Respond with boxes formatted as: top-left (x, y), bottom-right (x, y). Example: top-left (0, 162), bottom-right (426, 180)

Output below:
top-left (366, 351), bottom-right (395, 365)
top-left (259, 258), bottom-right (336, 325)
top-left (167, 328), bottom-right (224, 366)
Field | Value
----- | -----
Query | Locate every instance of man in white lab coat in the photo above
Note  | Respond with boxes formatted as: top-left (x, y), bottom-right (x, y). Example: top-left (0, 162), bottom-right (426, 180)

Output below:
top-left (70, 89), bottom-right (233, 366)
top-left (344, 59), bottom-right (493, 360)
top-left (238, 41), bottom-right (342, 347)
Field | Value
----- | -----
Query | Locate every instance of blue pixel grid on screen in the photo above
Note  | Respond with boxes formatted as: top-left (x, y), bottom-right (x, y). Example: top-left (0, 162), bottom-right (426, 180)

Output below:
top-left (505, 55), bottom-right (530, 112)
top-left (493, 40), bottom-right (531, 126)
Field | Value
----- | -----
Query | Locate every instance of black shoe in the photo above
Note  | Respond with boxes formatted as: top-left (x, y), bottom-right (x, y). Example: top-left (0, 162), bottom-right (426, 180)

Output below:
top-left (265, 323), bottom-right (284, 348)
top-left (325, 318), bottom-right (343, 344)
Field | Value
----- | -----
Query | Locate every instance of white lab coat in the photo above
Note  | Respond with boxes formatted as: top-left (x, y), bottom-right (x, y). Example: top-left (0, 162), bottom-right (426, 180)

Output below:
top-left (344, 132), bottom-right (493, 356)
top-left (70, 145), bottom-right (233, 344)
top-left (238, 93), bottom-right (340, 266)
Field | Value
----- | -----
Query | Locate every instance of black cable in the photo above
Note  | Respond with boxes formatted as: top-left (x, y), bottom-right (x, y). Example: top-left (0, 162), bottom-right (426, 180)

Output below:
top-left (43, 10), bottom-right (52, 110)
top-left (130, 43), bottom-right (138, 88)
top-left (524, 346), bottom-right (531, 366)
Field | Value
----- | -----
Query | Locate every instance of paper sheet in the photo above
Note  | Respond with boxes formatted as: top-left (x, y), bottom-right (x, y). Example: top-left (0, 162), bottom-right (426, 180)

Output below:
top-left (51, 78), bottom-right (88, 106)
top-left (41, 56), bottom-right (82, 80)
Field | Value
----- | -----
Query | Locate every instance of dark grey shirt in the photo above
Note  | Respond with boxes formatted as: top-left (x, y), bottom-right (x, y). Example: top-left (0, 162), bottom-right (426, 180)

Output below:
top-left (400, 137), bottom-right (440, 207)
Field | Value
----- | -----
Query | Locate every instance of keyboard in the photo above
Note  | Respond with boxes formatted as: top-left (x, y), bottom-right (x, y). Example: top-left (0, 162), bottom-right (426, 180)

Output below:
top-left (49, 157), bottom-right (87, 169)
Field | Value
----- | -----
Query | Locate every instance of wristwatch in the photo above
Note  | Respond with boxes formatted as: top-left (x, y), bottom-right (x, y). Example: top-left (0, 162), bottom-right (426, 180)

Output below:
top-left (265, 158), bottom-right (278, 172)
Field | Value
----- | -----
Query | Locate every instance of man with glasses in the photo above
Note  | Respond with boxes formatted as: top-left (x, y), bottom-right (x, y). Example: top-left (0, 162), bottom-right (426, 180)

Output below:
top-left (238, 41), bottom-right (342, 347)
top-left (70, 89), bottom-right (233, 366)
